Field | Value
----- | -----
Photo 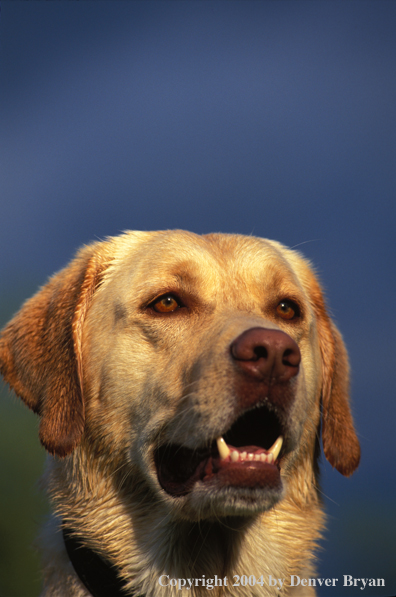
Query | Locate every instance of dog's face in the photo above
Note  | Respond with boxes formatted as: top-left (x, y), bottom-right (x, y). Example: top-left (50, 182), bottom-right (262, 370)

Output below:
top-left (0, 230), bottom-right (360, 522)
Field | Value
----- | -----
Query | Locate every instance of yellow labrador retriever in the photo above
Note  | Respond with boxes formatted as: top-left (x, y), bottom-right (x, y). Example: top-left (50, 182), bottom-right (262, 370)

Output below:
top-left (0, 231), bottom-right (360, 597)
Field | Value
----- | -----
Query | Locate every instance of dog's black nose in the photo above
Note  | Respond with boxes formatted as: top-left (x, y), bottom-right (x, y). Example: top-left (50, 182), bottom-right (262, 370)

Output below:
top-left (230, 327), bottom-right (300, 382)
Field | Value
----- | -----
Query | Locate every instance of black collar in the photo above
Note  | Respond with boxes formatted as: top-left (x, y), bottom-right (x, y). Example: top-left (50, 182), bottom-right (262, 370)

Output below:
top-left (62, 526), bottom-right (135, 597)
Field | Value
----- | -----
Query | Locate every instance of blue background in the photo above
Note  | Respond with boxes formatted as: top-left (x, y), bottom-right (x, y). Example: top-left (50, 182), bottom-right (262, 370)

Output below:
top-left (0, 2), bottom-right (395, 596)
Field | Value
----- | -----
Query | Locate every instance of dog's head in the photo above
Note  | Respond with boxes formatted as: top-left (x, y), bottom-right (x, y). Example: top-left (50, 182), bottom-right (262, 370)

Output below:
top-left (0, 231), bottom-right (360, 519)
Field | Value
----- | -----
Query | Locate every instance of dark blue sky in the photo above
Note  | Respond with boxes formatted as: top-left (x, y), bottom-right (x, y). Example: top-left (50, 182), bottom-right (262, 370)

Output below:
top-left (1, 2), bottom-right (395, 594)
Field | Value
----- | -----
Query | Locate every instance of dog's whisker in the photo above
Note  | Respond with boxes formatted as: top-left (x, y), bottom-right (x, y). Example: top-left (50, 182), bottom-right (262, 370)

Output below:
top-left (312, 482), bottom-right (341, 507)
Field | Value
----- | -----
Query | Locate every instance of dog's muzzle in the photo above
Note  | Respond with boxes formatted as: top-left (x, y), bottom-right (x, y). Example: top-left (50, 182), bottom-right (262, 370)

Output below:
top-left (155, 327), bottom-right (301, 499)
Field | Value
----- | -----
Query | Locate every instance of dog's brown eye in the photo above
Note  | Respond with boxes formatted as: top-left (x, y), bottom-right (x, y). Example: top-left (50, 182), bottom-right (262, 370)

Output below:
top-left (276, 300), bottom-right (300, 321)
top-left (152, 295), bottom-right (181, 313)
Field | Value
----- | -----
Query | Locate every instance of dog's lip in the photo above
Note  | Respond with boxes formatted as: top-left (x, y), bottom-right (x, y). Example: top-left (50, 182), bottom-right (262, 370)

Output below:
top-left (154, 405), bottom-right (285, 498)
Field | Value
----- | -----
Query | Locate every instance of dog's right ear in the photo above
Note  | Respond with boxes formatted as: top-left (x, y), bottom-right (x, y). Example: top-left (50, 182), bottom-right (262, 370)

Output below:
top-left (0, 243), bottom-right (110, 457)
top-left (305, 270), bottom-right (360, 477)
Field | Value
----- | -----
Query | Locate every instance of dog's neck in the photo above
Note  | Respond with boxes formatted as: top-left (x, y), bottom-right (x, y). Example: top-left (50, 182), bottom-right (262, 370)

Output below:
top-left (46, 454), bottom-right (323, 596)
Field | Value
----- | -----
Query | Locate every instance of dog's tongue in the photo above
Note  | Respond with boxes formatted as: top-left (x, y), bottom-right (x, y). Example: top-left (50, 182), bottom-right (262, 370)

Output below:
top-left (204, 454), bottom-right (282, 490)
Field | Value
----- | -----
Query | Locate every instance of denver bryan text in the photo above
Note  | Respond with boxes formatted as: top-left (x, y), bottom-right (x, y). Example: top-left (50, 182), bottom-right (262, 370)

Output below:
top-left (269, 575), bottom-right (385, 591)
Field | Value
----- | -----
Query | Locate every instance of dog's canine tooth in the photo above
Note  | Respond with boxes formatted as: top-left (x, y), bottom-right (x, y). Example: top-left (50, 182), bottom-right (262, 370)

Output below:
top-left (216, 437), bottom-right (231, 460)
top-left (268, 436), bottom-right (283, 461)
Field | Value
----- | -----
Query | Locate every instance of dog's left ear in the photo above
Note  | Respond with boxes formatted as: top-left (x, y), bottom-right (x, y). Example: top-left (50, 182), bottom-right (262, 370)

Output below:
top-left (0, 243), bottom-right (109, 457)
top-left (309, 276), bottom-right (360, 477)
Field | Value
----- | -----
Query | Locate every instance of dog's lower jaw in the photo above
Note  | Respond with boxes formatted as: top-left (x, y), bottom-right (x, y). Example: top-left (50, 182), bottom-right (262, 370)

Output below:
top-left (174, 480), bottom-right (286, 521)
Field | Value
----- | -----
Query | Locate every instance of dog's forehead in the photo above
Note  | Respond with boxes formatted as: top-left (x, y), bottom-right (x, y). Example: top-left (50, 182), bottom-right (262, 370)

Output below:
top-left (105, 231), bottom-right (307, 300)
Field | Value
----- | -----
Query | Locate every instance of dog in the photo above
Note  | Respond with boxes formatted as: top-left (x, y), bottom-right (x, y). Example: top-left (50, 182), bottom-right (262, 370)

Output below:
top-left (0, 230), bottom-right (360, 596)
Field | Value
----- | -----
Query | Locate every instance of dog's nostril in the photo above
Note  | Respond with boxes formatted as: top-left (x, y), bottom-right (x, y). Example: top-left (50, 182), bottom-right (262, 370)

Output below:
top-left (282, 348), bottom-right (300, 368)
top-left (254, 346), bottom-right (268, 361)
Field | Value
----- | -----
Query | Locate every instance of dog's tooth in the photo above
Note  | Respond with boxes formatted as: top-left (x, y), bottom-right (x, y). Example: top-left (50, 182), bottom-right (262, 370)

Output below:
top-left (260, 453), bottom-right (268, 463)
top-left (268, 436), bottom-right (283, 461)
top-left (231, 450), bottom-right (239, 462)
top-left (248, 453), bottom-right (254, 461)
top-left (217, 437), bottom-right (231, 460)
top-left (240, 451), bottom-right (247, 461)
top-left (254, 454), bottom-right (261, 462)
top-left (267, 452), bottom-right (274, 464)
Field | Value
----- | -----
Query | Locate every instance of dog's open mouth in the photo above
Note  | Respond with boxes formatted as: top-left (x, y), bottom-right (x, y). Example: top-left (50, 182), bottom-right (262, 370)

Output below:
top-left (154, 405), bottom-right (284, 497)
